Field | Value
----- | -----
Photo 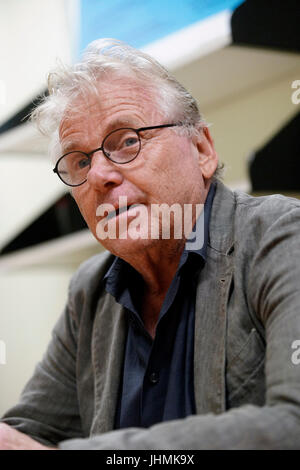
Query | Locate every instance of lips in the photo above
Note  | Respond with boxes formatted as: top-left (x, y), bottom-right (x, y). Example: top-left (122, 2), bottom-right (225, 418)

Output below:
top-left (106, 203), bottom-right (142, 221)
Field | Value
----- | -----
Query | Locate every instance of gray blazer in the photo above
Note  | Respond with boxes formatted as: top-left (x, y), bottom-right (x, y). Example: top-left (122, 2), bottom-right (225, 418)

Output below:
top-left (2, 181), bottom-right (300, 449)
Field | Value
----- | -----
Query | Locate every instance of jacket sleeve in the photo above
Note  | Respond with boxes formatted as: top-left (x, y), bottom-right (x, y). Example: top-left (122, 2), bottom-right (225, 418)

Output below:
top-left (58, 202), bottom-right (300, 450)
top-left (0, 285), bottom-right (83, 447)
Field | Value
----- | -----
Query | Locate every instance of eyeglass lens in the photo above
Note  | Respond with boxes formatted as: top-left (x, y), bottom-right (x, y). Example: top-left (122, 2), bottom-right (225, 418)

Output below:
top-left (56, 128), bottom-right (141, 186)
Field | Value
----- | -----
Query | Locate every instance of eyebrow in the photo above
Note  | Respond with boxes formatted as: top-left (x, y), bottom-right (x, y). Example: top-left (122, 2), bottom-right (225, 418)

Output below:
top-left (61, 141), bottom-right (83, 154)
top-left (61, 117), bottom-right (142, 155)
top-left (105, 117), bottom-right (141, 133)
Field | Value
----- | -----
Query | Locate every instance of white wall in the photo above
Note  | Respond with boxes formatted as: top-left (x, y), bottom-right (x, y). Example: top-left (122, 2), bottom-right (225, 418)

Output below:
top-left (0, 0), bottom-right (77, 124)
top-left (172, 45), bottom-right (300, 187)
top-left (0, 152), bottom-right (64, 249)
top-left (206, 72), bottom-right (300, 185)
top-left (0, 0), bottom-right (78, 416)
top-left (0, 266), bottom-right (74, 416)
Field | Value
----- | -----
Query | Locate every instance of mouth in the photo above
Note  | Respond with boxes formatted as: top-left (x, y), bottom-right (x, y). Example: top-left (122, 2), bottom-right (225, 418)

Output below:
top-left (106, 203), bottom-right (142, 221)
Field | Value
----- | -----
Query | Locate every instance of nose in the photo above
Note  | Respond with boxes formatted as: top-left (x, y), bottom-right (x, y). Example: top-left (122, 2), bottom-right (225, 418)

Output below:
top-left (86, 151), bottom-right (124, 191)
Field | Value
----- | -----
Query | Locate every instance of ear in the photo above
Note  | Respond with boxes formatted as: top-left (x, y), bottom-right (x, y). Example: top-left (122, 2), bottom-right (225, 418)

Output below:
top-left (193, 127), bottom-right (218, 179)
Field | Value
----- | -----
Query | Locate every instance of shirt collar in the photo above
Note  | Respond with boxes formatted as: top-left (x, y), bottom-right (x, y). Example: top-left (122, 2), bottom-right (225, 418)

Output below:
top-left (183, 181), bottom-right (216, 260)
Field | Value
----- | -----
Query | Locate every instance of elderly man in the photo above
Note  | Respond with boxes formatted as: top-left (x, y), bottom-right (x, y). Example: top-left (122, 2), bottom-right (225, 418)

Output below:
top-left (1, 39), bottom-right (300, 450)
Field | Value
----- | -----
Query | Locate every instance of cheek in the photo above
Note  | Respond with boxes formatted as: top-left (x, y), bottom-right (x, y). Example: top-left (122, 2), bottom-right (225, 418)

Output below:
top-left (71, 189), bottom-right (82, 211)
top-left (165, 142), bottom-right (197, 179)
top-left (72, 189), bottom-right (94, 225)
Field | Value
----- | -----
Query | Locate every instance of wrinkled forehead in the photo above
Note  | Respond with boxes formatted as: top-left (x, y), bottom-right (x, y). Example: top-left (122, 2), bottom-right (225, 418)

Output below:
top-left (59, 76), bottom-right (162, 131)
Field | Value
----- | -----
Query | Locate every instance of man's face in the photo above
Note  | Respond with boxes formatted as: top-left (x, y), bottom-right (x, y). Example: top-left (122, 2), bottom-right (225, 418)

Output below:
top-left (59, 78), bottom-right (217, 257)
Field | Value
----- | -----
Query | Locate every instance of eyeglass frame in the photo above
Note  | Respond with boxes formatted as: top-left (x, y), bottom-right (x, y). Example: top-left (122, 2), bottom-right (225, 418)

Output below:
top-left (53, 123), bottom-right (180, 187)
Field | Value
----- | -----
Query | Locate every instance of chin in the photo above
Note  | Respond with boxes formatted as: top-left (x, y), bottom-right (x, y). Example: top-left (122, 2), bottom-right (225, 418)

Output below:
top-left (98, 235), bottom-right (158, 258)
top-left (92, 210), bottom-right (156, 256)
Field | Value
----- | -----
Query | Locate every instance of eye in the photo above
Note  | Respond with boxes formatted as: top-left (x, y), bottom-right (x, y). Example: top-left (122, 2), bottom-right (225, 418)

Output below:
top-left (77, 157), bottom-right (90, 169)
top-left (103, 129), bottom-right (139, 158)
top-left (70, 153), bottom-right (90, 170)
top-left (124, 137), bottom-right (138, 147)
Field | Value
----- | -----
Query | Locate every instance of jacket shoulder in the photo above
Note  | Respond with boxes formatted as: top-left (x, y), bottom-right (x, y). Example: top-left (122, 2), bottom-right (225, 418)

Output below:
top-left (234, 190), bottom-right (300, 234)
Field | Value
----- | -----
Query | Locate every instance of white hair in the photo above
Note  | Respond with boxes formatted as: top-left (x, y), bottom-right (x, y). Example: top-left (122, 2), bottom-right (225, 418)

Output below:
top-left (31, 38), bottom-right (223, 178)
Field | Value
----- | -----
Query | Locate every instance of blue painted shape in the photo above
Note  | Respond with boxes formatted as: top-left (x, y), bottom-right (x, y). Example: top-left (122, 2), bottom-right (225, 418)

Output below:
top-left (79, 0), bottom-right (244, 55)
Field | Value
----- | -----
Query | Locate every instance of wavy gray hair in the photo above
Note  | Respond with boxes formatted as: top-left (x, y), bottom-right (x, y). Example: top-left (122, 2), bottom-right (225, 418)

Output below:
top-left (31, 38), bottom-right (223, 178)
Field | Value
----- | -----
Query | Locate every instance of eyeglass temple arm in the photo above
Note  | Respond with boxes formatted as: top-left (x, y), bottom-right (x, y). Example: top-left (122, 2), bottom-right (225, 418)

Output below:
top-left (136, 123), bottom-right (179, 132)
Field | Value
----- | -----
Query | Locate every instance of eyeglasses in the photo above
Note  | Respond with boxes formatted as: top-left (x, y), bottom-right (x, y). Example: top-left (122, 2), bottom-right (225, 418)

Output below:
top-left (53, 123), bottom-right (179, 187)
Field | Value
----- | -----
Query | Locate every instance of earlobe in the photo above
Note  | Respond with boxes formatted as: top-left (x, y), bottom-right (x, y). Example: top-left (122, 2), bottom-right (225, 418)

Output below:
top-left (195, 127), bottom-right (218, 179)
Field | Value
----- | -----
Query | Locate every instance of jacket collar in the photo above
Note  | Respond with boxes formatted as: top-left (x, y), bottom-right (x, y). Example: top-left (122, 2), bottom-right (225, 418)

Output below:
top-left (208, 180), bottom-right (236, 255)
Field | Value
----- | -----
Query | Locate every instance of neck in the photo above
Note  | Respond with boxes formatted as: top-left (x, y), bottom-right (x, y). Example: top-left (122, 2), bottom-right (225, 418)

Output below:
top-left (125, 238), bottom-right (185, 296)
top-left (125, 239), bottom-right (185, 338)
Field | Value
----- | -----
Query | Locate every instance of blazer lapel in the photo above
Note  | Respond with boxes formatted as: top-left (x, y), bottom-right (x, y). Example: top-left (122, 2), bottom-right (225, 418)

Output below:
top-left (194, 181), bottom-right (235, 415)
top-left (90, 293), bottom-right (127, 435)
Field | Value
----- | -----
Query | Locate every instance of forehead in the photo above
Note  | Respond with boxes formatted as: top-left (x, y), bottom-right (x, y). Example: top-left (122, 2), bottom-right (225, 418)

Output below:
top-left (59, 78), bottom-right (162, 146)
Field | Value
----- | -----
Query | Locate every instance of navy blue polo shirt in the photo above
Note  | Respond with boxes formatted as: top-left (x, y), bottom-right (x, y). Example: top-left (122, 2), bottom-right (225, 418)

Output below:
top-left (104, 184), bottom-right (216, 429)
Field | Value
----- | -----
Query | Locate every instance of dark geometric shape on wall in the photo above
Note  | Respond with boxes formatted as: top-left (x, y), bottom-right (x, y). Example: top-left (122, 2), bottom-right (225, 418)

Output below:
top-left (232, 0), bottom-right (300, 53)
top-left (0, 89), bottom-right (48, 135)
top-left (0, 193), bottom-right (88, 255)
top-left (249, 112), bottom-right (300, 191)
